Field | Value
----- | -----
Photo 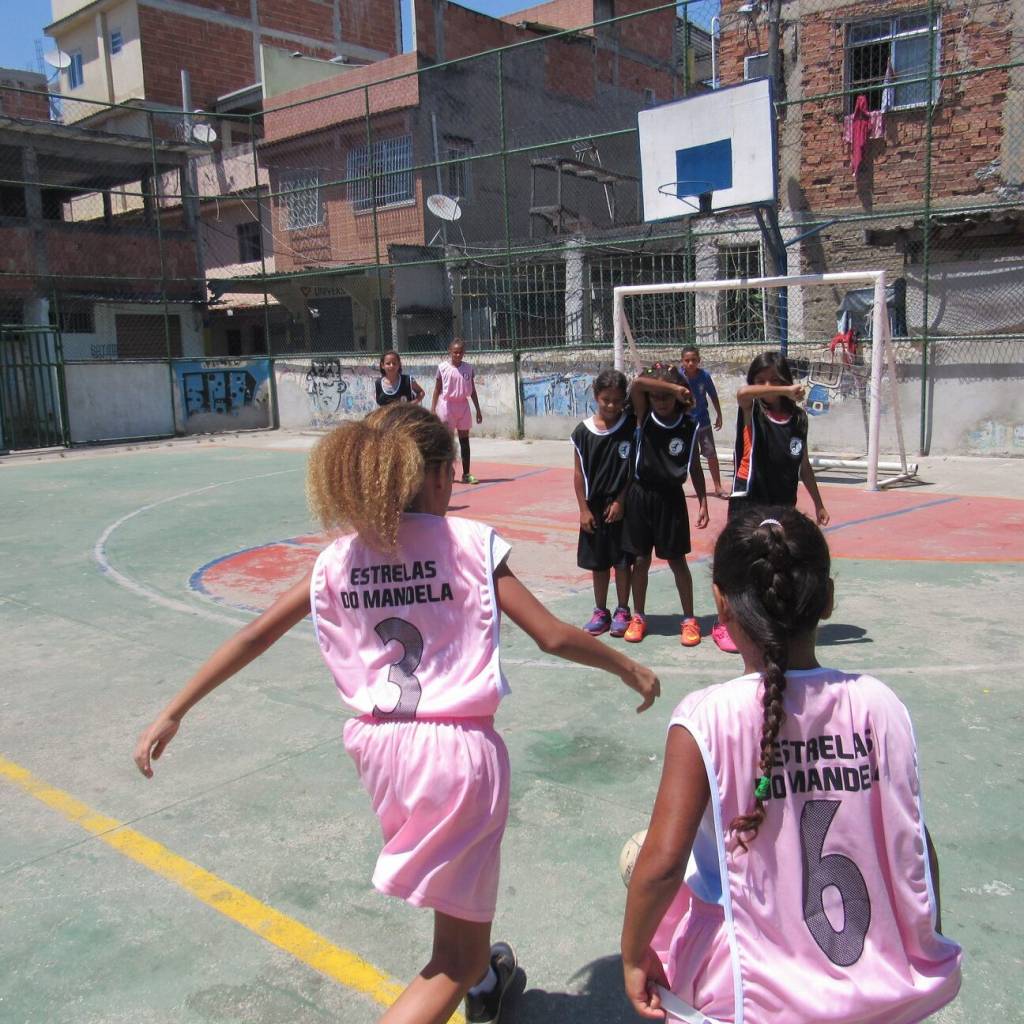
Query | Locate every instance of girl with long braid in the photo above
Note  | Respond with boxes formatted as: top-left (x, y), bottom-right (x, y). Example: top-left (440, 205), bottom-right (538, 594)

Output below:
top-left (621, 506), bottom-right (961, 1024)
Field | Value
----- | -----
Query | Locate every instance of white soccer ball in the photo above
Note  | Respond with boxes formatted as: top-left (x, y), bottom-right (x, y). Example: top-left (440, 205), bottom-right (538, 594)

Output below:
top-left (619, 828), bottom-right (647, 888)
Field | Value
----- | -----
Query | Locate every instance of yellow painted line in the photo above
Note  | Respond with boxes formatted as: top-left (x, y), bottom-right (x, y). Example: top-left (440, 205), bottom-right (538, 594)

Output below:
top-left (0, 755), bottom-right (464, 1022)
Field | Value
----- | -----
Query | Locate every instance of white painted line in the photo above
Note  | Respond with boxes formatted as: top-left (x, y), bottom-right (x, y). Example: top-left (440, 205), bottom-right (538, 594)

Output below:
top-left (93, 470), bottom-right (301, 631)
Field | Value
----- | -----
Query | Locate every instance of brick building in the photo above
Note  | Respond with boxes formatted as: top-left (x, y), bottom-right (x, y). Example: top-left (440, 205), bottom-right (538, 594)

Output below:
top-left (0, 114), bottom-right (202, 357)
top-left (45, 0), bottom-right (402, 129)
top-left (0, 70), bottom-right (51, 122)
top-left (715, 0), bottom-right (1024, 341)
top-left (223, 0), bottom-right (686, 352)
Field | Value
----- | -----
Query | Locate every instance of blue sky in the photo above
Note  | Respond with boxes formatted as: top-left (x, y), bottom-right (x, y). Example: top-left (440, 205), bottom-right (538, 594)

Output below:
top-left (1, 1), bottom-right (717, 76)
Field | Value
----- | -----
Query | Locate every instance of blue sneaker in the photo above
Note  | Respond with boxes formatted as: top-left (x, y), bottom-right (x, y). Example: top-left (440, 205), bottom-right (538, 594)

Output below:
top-left (610, 605), bottom-right (632, 638)
top-left (584, 607), bottom-right (611, 635)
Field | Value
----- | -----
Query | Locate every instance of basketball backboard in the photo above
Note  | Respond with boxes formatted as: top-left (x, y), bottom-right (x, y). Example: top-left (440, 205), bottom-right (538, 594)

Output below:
top-left (638, 78), bottom-right (777, 221)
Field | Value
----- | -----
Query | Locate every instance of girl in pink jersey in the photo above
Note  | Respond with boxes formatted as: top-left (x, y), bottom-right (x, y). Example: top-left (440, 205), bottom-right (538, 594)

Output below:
top-left (621, 506), bottom-right (961, 1024)
top-left (134, 403), bottom-right (660, 1024)
top-left (431, 339), bottom-right (483, 484)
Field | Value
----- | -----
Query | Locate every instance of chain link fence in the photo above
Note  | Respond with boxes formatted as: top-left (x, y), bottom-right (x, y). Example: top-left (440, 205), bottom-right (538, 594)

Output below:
top-left (0, 0), bottom-right (1021, 451)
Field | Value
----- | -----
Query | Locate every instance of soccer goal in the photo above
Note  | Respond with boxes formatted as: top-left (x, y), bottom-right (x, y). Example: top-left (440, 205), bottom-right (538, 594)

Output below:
top-left (613, 270), bottom-right (917, 492)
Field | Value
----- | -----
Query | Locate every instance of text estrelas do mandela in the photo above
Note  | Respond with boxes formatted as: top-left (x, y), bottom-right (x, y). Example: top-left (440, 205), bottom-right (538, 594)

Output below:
top-left (338, 559), bottom-right (454, 610)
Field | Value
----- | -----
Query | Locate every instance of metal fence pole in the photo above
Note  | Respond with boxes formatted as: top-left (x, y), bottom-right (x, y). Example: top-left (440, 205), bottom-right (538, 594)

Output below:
top-left (497, 52), bottom-right (524, 438)
top-left (250, 117), bottom-right (279, 427)
top-left (919, 0), bottom-right (937, 456)
top-left (364, 87), bottom-right (387, 356)
top-left (147, 111), bottom-right (178, 431)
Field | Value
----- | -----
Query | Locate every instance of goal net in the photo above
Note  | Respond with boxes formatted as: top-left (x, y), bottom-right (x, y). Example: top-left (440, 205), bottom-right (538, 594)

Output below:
top-left (613, 271), bottom-right (916, 491)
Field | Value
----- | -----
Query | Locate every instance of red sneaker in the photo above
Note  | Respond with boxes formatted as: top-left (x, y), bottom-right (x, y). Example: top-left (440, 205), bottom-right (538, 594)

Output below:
top-left (680, 617), bottom-right (701, 647)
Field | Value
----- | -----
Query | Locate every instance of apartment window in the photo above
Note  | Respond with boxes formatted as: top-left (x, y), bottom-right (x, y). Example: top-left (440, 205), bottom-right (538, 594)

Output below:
top-left (744, 53), bottom-right (770, 80)
top-left (719, 244), bottom-right (766, 344)
top-left (67, 51), bottom-right (84, 89)
top-left (846, 11), bottom-right (940, 111)
top-left (444, 137), bottom-right (472, 199)
top-left (50, 300), bottom-right (95, 334)
top-left (347, 135), bottom-right (413, 212)
top-left (237, 221), bottom-right (262, 263)
top-left (110, 29), bottom-right (123, 55)
top-left (642, 88), bottom-right (657, 107)
top-left (280, 170), bottom-right (323, 230)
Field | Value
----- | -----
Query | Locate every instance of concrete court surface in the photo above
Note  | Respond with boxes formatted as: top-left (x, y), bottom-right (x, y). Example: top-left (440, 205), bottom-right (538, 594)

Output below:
top-left (1, 431), bottom-right (1022, 1024)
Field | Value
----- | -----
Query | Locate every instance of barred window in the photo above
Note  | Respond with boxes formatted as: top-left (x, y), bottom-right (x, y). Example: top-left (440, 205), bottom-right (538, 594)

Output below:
top-left (347, 136), bottom-right (413, 212)
top-left (280, 171), bottom-right (323, 230)
top-left (845, 11), bottom-right (940, 112)
top-left (50, 300), bottom-right (95, 334)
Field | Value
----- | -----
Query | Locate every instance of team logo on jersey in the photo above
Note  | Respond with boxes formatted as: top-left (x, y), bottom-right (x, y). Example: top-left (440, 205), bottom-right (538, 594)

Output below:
top-left (790, 437), bottom-right (804, 458)
top-left (618, 441), bottom-right (631, 459)
top-left (668, 437), bottom-right (685, 456)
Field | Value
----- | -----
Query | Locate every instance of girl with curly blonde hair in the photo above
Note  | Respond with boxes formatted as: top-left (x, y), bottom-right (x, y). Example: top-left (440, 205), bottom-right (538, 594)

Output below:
top-left (135, 403), bottom-right (660, 1024)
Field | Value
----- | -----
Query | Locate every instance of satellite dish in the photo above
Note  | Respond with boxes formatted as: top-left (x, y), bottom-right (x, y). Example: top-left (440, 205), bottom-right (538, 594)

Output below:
top-left (191, 122), bottom-right (218, 144)
top-left (427, 194), bottom-right (462, 222)
top-left (44, 49), bottom-right (72, 70)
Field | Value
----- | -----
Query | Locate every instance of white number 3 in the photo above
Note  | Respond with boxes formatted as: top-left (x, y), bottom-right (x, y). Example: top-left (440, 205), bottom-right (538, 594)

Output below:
top-left (372, 618), bottom-right (423, 720)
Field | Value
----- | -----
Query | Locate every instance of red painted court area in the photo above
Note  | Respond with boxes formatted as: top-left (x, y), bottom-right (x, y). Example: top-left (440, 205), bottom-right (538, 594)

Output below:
top-left (192, 460), bottom-right (1024, 613)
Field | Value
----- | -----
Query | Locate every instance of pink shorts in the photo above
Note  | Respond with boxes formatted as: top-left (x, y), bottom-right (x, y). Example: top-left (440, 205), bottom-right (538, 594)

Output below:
top-left (653, 882), bottom-right (735, 1020)
top-left (437, 398), bottom-right (473, 432)
top-left (344, 716), bottom-right (510, 923)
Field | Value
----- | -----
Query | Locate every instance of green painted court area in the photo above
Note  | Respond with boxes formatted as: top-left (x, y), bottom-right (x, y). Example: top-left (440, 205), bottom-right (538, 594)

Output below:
top-left (1, 434), bottom-right (1022, 1024)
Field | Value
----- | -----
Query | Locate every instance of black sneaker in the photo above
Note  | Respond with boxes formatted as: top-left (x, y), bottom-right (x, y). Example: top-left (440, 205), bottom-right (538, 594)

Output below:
top-left (465, 941), bottom-right (517, 1024)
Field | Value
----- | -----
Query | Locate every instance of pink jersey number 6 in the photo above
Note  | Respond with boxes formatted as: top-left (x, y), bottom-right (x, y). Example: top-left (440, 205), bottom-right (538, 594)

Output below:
top-left (372, 618), bottom-right (423, 720)
top-left (801, 799), bottom-right (871, 967)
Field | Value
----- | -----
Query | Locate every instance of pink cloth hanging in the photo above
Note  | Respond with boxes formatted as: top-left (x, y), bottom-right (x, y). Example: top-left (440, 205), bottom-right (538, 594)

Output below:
top-left (842, 94), bottom-right (885, 175)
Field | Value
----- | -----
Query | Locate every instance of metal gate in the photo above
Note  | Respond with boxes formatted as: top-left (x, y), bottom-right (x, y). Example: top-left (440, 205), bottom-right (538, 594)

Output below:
top-left (0, 326), bottom-right (70, 451)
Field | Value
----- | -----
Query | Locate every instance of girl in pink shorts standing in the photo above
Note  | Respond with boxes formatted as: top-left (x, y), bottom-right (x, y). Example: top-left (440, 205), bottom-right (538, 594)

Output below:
top-left (134, 403), bottom-right (659, 1024)
top-left (432, 338), bottom-right (483, 484)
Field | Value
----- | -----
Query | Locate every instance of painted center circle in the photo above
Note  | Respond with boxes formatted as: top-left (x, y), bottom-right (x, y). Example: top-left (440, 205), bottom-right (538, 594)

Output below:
top-left (190, 535), bottom-right (325, 614)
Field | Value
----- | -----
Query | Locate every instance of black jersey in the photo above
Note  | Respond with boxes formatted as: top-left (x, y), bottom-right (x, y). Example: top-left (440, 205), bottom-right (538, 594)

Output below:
top-left (375, 373), bottom-right (415, 406)
top-left (571, 412), bottom-right (637, 502)
top-left (635, 410), bottom-right (698, 490)
top-left (731, 399), bottom-right (808, 506)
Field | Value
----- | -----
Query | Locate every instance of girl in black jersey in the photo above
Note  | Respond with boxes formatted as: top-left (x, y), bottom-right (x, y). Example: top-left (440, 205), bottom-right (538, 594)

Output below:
top-left (571, 370), bottom-right (636, 638)
top-left (712, 352), bottom-right (829, 653)
top-left (375, 349), bottom-right (425, 407)
top-left (621, 365), bottom-right (709, 646)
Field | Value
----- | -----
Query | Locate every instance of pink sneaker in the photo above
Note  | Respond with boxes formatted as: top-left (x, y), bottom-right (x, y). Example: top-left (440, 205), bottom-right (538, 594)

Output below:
top-left (583, 608), bottom-right (611, 635)
top-left (711, 621), bottom-right (738, 653)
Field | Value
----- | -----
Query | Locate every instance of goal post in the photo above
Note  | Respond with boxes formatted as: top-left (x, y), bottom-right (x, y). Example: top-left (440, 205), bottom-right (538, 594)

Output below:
top-left (613, 270), bottom-right (917, 492)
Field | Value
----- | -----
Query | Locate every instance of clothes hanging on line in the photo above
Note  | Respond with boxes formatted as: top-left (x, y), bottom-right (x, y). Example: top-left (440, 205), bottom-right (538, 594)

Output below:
top-left (843, 94), bottom-right (886, 175)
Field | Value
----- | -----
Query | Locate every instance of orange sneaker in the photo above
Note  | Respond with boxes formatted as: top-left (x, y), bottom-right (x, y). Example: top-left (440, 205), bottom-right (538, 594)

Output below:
top-left (680, 617), bottom-right (701, 647)
top-left (624, 613), bottom-right (647, 643)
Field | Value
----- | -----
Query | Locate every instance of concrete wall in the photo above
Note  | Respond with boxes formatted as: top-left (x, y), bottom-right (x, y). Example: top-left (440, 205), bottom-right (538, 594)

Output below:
top-left (57, 344), bottom-right (1023, 456)
top-left (65, 361), bottom-right (174, 442)
top-left (274, 353), bottom-right (518, 434)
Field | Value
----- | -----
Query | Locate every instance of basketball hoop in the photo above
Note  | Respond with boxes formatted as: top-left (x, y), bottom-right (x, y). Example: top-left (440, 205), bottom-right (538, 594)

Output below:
top-left (656, 180), bottom-right (715, 215)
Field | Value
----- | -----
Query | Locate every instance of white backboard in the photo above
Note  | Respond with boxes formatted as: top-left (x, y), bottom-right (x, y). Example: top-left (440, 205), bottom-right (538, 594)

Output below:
top-left (638, 78), bottom-right (777, 221)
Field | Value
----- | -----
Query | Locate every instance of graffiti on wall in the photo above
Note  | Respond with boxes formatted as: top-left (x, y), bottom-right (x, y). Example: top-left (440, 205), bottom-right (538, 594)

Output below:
top-left (176, 359), bottom-right (271, 431)
top-left (520, 371), bottom-right (597, 418)
top-left (304, 359), bottom-right (349, 425)
top-left (967, 419), bottom-right (1024, 452)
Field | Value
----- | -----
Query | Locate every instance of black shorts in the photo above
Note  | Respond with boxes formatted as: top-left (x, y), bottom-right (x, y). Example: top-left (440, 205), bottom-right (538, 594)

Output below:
top-left (577, 497), bottom-right (634, 571)
top-left (622, 482), bottom-right (691, 560)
